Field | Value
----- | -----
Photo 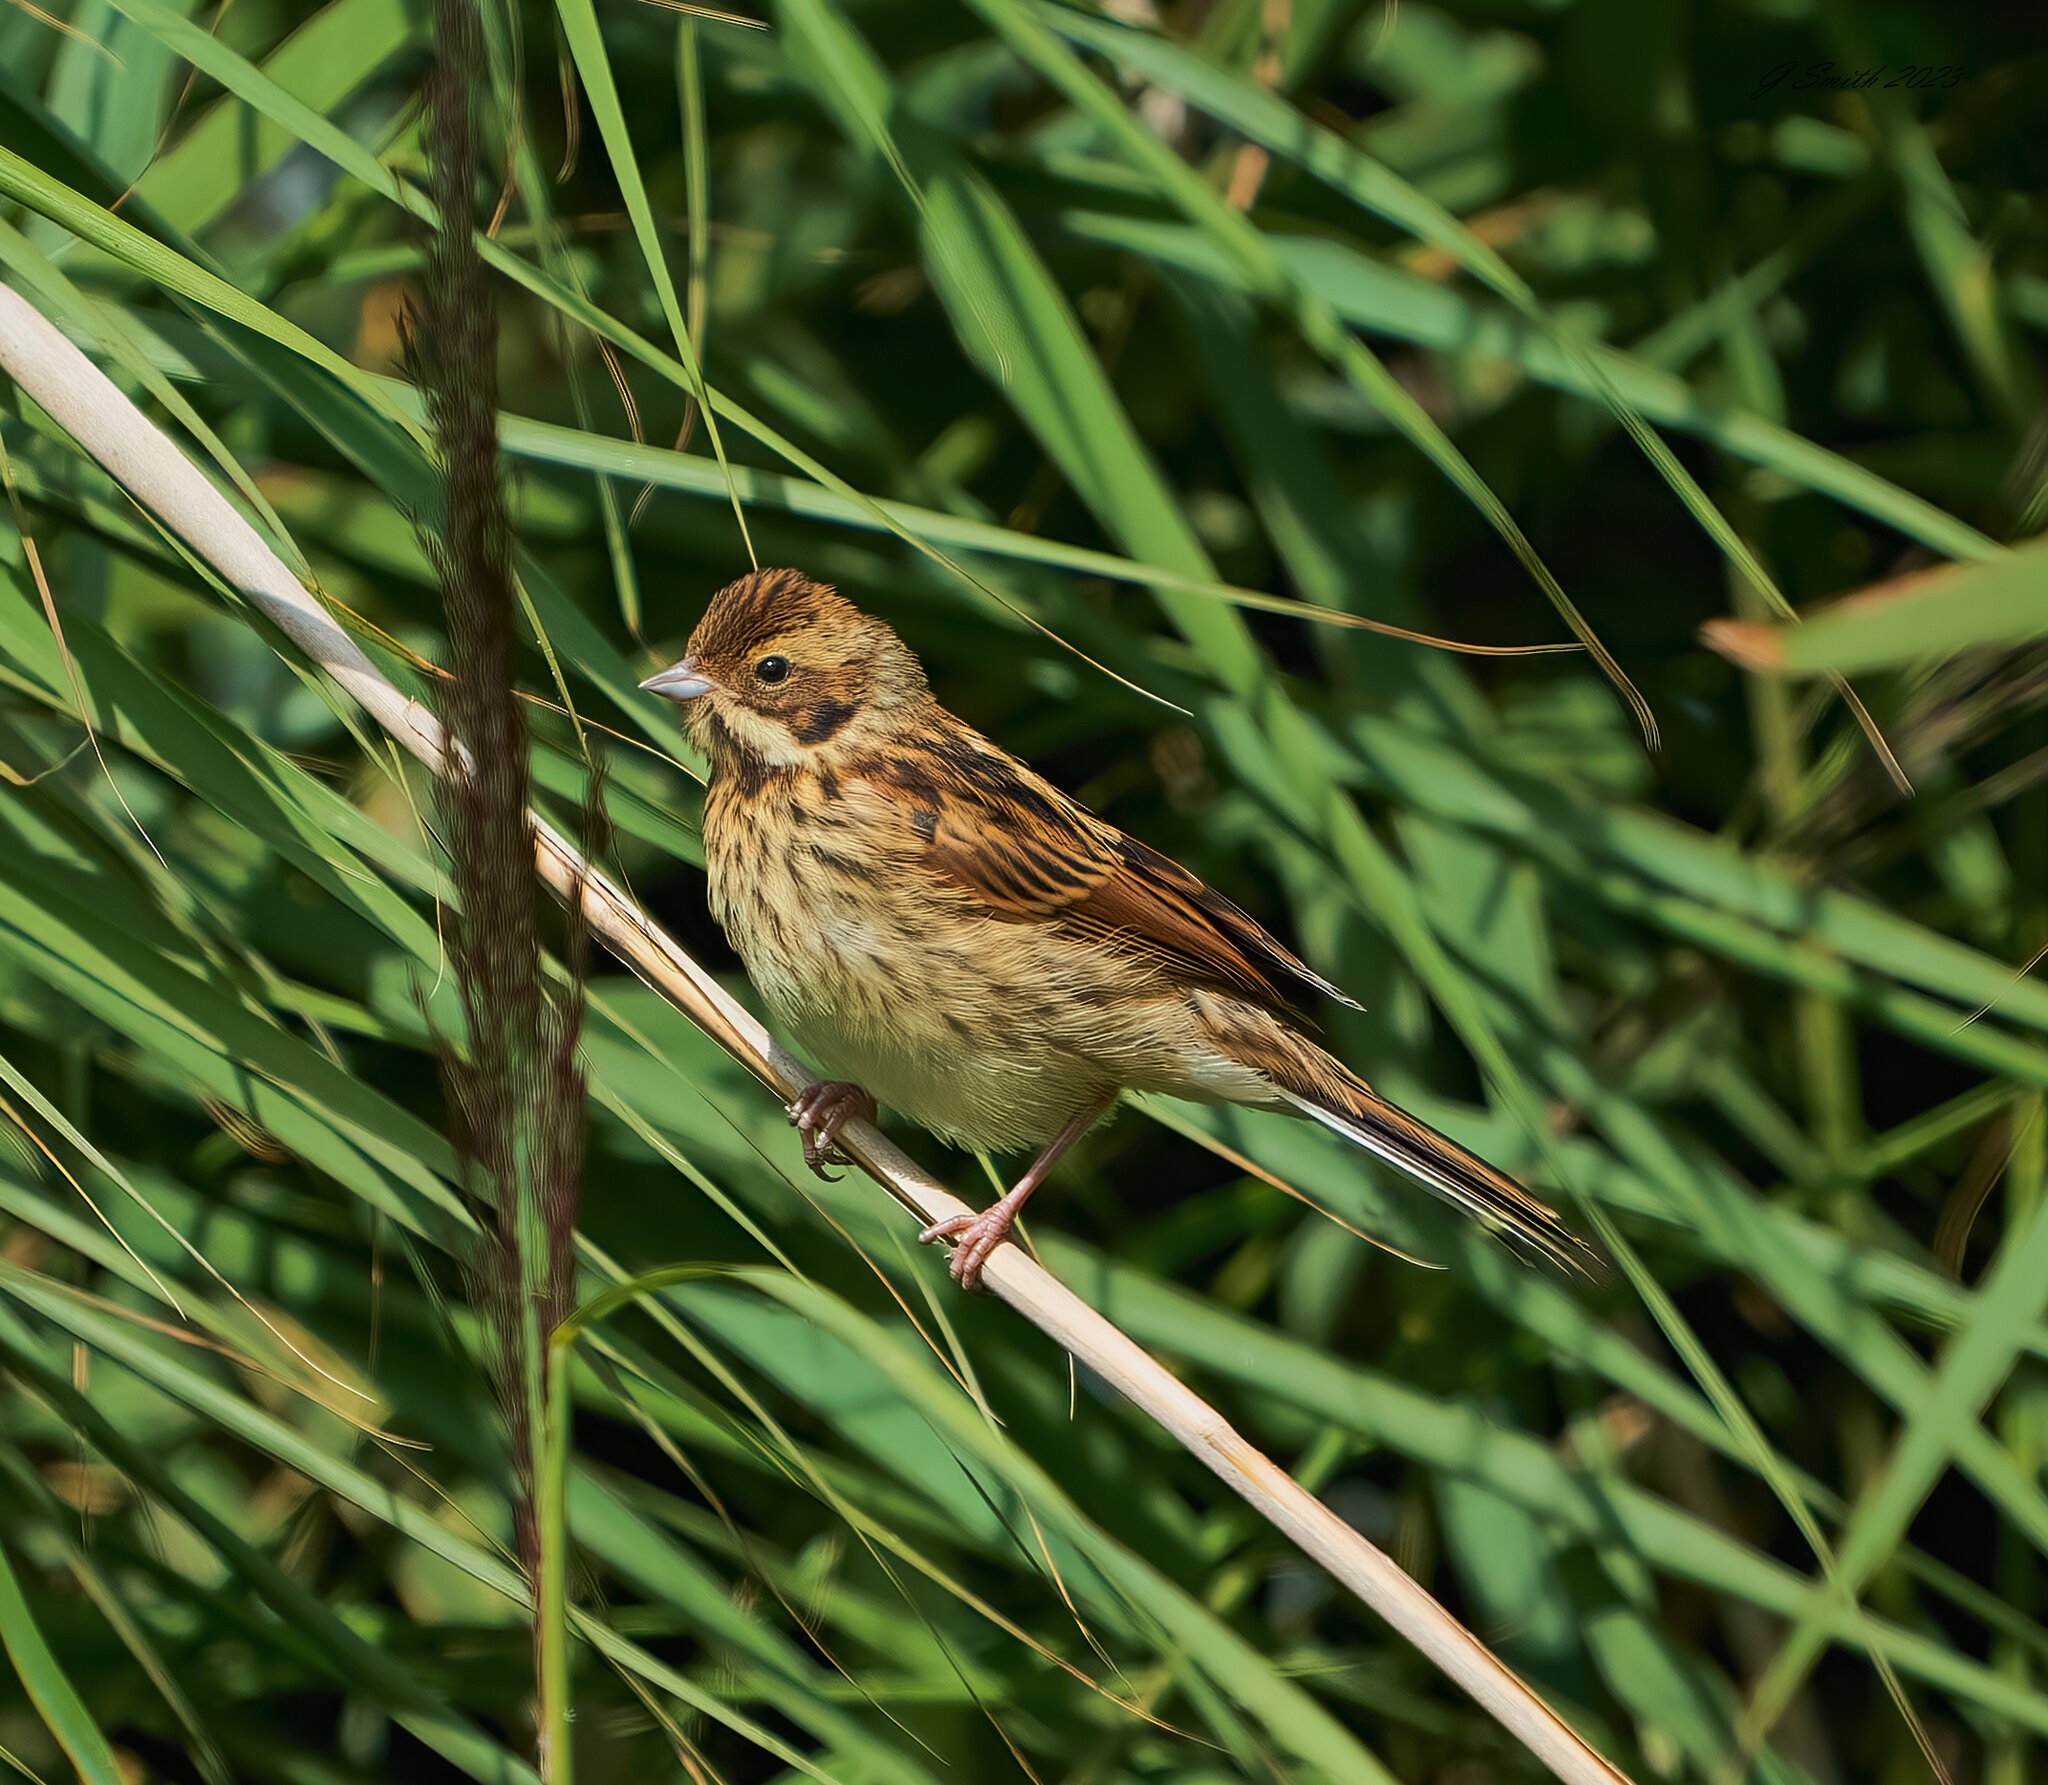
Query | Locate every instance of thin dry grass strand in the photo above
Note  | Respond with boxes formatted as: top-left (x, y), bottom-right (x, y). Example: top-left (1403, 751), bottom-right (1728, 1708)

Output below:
top-left (0, 1086), bottom-right (184, 1312)
top-left (0, 276), bottom-right (1636, 1785)
top-left (0, 436), bottom-right (169, 870)
top-left (1931, 1106), bottom-right (2019, 1279)
top-left (6, 0), bottom-right (123, 64)
top-left (628, 0), bottom-right (768, 23)
top-left (0, 1265), bottom-right (416, 1445)
top-left (1139, 1096), bottom-right (1446, 1267)
top-left (0, 1037), bottom-right (401, 1405)
top-left (1952, 936), bottom-right (2048, 1034)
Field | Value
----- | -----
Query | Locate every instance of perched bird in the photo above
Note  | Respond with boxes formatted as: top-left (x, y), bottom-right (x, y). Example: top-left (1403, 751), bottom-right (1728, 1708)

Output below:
top-left (643, 568), bottom-right (1597, 1289)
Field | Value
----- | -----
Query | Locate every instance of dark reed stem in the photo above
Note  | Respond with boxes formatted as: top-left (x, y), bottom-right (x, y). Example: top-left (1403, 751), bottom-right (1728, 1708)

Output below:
top-left (415, 5), bottom-right (587, 1770)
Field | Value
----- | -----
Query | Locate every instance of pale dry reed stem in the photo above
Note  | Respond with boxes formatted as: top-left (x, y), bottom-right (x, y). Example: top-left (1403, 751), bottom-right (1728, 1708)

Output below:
top-left (0, 278), bottom-right (1633, 1785)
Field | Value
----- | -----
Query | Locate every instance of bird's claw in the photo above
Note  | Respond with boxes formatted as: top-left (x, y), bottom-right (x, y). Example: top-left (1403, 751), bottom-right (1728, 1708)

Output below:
top-left (917, 1209), bottom-right (1014, 1291)
top-left (787, 1081), bottom-right (876, 1180)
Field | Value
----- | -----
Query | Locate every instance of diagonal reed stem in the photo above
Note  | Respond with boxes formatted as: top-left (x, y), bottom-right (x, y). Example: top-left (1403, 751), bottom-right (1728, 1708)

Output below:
top-left (0, 276), bottom-right (1634, 1785)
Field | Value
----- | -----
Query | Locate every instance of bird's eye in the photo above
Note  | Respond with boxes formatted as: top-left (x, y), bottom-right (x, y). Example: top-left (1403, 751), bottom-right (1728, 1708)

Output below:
top-left (754, 655), bottom-right (791, 684)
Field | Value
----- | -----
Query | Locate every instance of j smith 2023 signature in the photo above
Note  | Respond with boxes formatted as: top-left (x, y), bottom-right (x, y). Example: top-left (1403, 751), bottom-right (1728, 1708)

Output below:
top-left (1751, 60), bottom-right (1964, 97)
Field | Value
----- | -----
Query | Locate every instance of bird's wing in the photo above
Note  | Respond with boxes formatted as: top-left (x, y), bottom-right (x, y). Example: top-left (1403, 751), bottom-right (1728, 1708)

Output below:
top-left (869, 730), bottom-right (1358, 1016)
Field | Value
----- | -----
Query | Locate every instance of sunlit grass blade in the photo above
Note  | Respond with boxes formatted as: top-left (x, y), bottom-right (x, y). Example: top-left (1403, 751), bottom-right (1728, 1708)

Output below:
top-left (1706, 541), bottom-right (2048, 675)
top-left (0, 1534), bottom-right (125, 1785)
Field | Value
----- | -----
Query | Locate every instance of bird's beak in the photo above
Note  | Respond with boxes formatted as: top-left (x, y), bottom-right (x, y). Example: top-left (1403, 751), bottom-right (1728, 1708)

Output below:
top-left (640, 658), bottom-right (712, 703)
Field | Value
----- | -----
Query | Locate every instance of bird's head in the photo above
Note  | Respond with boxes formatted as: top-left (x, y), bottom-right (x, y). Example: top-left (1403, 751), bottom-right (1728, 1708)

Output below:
top-left (641, 569), bottom-right (930, 767)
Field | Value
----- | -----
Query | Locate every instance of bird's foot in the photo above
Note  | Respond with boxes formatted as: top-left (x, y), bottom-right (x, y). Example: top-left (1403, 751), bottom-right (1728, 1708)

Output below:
top-left (787, 1081), bottom-right (876, 1180)
top-left (917, 1204), bottom-right (1021, 1291)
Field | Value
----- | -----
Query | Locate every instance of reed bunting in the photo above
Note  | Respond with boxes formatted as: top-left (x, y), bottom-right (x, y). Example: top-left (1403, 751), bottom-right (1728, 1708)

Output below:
top-left (643, 569), bottom-right (1596, 1289)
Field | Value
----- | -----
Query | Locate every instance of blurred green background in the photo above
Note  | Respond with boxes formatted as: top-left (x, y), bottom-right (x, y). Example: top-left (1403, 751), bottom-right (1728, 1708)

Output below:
top-left (0, 0), bottom-right (2045, 1781)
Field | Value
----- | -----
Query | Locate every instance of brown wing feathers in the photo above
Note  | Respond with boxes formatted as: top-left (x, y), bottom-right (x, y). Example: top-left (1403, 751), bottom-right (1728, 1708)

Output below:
top-left (871, 723), bottom-right (1355, 1016)
top-left (1085, 834), bottom-right (1360, 1013)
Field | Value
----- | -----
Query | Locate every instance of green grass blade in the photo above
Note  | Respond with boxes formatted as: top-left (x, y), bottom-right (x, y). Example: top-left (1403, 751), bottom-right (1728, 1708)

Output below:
top-left (1707, 543), bottom-right (2048, 675)
top-left (0, 1535), bottom-right (125, 1785)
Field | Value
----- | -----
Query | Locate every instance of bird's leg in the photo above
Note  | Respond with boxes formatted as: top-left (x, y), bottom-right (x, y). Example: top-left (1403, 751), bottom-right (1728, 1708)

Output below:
top-left (918, 1095), bottom-right (1113, 1290)
top-left (788, 1081), bottom-right (877, 1180)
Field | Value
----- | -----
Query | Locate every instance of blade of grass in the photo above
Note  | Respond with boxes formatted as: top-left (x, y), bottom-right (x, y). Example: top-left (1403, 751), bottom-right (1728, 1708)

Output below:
top-left (1706, 542), bottom-right (2048, 676)
top-left (551, 0), bottom-right (755, 567)
top-left (0, 1534), bottom-right (124, 1785)
top-left (1738, 1108), bottom-right (2048, 1753)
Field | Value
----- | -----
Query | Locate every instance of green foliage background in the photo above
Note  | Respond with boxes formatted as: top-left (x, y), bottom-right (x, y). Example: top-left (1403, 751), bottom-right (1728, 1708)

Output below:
top-left (0, 0), bottom-right (2044, 1781)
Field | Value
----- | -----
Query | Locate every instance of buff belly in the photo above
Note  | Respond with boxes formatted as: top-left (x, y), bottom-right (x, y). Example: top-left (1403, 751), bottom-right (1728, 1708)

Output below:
top-left (707, 799), bottom-right (1276, 1155)
top-left (733, 896), bottom-right (1124, 1155)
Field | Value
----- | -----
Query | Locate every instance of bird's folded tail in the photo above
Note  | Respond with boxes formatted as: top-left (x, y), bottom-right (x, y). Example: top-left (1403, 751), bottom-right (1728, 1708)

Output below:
top-left (1260, 1040), bottom-right (1604, 1281)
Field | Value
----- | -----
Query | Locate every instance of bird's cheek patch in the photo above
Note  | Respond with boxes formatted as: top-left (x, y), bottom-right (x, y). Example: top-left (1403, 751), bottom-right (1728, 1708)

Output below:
top-left (795, 697), bottom-right (859, 745)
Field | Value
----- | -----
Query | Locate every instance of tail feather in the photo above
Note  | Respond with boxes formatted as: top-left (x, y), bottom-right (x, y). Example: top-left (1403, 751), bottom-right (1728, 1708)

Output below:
top-left (1260, 1040), bottom-right (1603, 1280)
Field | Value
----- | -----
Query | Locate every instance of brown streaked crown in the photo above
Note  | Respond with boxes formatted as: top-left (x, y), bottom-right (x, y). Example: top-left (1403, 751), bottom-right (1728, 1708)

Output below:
top-left (681, 570), bottom-right (931, 761)
top-left (687, 568), bottom-right (862, 665)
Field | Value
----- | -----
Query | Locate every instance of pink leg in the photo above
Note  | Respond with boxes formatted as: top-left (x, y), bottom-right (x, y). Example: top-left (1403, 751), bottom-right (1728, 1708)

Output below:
top-left (788, 1081), bottom-right (877, 1180)
top-left (918, 1095), bottom-right (1113, 1290)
